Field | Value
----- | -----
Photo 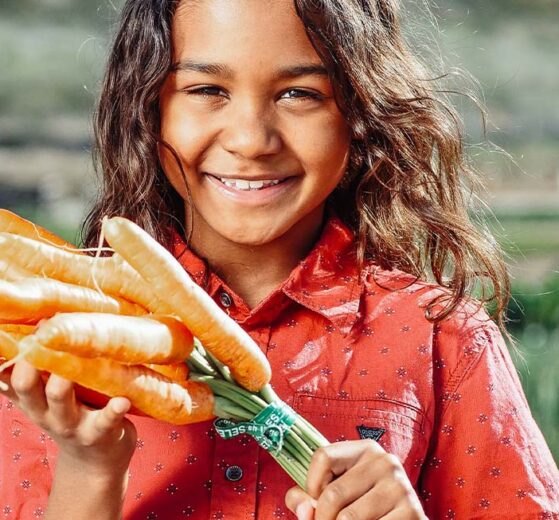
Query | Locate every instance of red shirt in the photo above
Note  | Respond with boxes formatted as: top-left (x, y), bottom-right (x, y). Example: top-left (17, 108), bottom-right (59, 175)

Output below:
top-left (1, 215), bottom-right (558, 519)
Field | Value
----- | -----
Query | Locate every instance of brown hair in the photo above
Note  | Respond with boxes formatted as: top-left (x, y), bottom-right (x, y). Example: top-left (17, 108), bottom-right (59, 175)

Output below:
top-left (83, 0), bottom-right (510, 327)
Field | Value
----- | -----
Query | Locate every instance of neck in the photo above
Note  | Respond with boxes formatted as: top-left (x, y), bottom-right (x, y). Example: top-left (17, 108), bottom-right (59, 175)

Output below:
top-left (186, 206), bottom-right (326, 309)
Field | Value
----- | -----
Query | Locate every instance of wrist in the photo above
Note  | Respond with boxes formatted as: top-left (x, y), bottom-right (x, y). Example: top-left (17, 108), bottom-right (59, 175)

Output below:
top-left (46, 454), bottom-right (130, 520)
top-left (56, 451), bottom-right (130, 488)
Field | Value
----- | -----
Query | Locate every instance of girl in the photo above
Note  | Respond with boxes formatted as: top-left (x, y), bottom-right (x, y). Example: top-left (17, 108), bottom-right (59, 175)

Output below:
top-left (1, 1), bottom-right (558, 519)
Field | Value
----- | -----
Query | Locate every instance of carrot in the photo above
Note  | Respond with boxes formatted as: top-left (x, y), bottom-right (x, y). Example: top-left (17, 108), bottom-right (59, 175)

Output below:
top-left (144, 362), bottom-right (189, 382)
top-left (0, 278), bottom-right (145, 324)
top-left (0, 324), bottom-right (36, 338)
top-left (0, 233), bottom-right (157, 310)
top-left (0, 259), bottom-right (34, 282)
top-left (0, 330), bottom-right (19, 361)
top-left (74, 384), bottom-right (128, 413)
top-left (0, 332), bottom-right (214, 424)
top-left (0, 322), bottom-right (189, 382)
top-left (0, 209), bottom-right (76, 251)
top-left (33, 313), bottom-right (194, 364)
top-left (102, 217), bottom-right (272, 392)
top-left (12, 335), bottom-right (215, 424)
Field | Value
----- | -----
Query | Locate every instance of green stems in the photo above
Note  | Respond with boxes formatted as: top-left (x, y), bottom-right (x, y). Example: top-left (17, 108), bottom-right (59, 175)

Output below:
top-left (188, 343), bottom-right (330, 490)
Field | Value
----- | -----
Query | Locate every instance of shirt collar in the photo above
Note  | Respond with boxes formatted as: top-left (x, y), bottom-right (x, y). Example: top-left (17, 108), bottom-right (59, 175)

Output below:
top-left (281, 216), bottom-right (364, 336)
top-left (170, 215), bottom-right (365, 336)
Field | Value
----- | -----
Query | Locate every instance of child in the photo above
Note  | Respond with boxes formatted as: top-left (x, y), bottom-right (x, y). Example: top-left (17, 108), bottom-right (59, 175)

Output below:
top-left (1, 0), bottom-right (558, 518)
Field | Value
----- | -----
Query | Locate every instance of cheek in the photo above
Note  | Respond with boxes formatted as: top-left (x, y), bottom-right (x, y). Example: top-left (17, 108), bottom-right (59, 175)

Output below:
top-left (158, 102), bottom-right (208, 194)
top-left (291, 113), bottom-right (351, 174)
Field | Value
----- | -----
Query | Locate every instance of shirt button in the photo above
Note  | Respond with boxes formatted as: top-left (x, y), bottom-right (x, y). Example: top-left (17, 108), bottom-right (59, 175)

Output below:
top-left (220, 291), bottom-right (233, 308)
top-left (225, 465), bottom-right (243, 482)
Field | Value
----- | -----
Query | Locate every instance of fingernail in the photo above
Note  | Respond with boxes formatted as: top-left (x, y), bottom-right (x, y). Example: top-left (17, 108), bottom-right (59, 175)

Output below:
top-left (111, 398), bottom-right (130, 415)
top-left (295, 501), bottom-right (314, 520)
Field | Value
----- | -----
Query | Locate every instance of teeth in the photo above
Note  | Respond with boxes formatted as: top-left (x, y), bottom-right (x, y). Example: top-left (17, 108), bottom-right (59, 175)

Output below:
top-left (218, 177), bottom-right (283, 190)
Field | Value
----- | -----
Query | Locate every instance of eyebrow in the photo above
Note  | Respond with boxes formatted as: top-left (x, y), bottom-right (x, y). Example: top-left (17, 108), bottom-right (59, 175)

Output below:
top-left (171, 60), bottom-right (329, 80)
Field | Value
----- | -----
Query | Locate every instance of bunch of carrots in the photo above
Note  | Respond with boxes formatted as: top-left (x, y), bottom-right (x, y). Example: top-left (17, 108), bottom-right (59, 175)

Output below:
top-left (0, 209), bottom-right (328, 489)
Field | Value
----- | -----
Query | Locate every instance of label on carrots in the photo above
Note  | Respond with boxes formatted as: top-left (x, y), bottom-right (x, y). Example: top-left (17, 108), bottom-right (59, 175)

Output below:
top-left (214, 402), bottom-right (296, 453)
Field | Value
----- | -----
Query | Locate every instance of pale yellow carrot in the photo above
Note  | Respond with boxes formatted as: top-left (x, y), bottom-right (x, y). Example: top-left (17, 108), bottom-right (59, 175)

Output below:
top-left (0, 278), bottom-right (144, 324)
top-left (33, 313), bottom-right (193, 364)
top-left (102, 217), bottom-right (272, 392)
top-left (0, 322), bottom-right (189, 382)
top-left (0, 258), bottom-right (34, 281)
top-left (0, 233), bottom-right (157, 310)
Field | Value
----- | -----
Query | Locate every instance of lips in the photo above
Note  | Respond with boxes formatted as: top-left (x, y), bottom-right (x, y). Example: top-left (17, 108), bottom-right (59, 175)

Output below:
top-left (204, 172), bottom-right (298, 204)
top-left (206, 173), bottom-right (292, 191)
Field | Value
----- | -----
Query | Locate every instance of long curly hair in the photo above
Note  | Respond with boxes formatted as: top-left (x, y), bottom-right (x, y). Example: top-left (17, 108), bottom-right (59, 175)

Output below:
top-left (82, 0), bottom-right (510, 327)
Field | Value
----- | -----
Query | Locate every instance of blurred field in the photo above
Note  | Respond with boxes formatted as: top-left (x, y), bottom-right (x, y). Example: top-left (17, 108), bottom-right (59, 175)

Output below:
top-left (1, 0), bottom-right (558, 461)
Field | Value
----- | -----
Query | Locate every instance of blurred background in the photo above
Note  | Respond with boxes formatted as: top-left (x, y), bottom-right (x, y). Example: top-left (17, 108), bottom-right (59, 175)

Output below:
top-left (0, 0), bottom-right (558, 459)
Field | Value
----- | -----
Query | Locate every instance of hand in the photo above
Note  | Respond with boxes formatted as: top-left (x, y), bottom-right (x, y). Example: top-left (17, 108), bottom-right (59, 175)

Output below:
top-left (0, 358), bottom-right (137, 477)
top-left (285, 440), bottom-right (426, 520)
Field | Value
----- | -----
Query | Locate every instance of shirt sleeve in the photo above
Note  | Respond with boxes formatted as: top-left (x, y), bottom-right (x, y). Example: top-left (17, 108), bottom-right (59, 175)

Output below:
top-left (418, 308), bottom-right (559, 519)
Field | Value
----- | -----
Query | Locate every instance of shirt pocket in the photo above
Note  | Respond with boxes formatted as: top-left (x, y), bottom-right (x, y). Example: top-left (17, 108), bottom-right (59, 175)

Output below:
top-left (292, 393), bottom-right (428, 486)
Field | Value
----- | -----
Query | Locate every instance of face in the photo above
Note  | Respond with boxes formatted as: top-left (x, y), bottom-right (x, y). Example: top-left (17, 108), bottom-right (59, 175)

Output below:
top-left (159, 0), bottom-right (351, 249)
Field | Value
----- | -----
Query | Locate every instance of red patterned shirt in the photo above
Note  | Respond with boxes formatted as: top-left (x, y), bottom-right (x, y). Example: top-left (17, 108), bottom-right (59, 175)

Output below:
top-left (1, 215), bottom-right (558, 519)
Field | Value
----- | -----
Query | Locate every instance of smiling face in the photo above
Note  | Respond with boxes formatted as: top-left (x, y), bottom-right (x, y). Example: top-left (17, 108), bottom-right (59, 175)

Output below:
top-left (159, 0), bottom-right (351, 251)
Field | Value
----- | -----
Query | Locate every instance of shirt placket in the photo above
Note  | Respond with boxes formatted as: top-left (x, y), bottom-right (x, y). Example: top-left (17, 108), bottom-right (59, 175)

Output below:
top-left (208, 433), bottom-right (259, 519)
top-left (207, 315), bottom-right (272, 519)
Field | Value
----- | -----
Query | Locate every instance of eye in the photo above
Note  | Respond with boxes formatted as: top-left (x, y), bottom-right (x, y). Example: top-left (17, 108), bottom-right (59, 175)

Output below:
top-left (281, 89), bottom-right (324, 101)
top-left (184, 86), bottom-right (227, 99)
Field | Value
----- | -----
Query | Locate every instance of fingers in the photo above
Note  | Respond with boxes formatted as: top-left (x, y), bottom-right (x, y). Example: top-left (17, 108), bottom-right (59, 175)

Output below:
top-left (335, 478), bottom-right (410, 520)
top-left (285, 486), bottom-right (316, 520)
top-left (44, 374), bottom-right (81, 429)
top-left (7, 360), bottom-right (131, 447)
top-left (380, 506), bottom-right (427, 520)
top-left (81, 397), bottom-right (131, 445)
top-left (313, 456), bottom-right (383, 520)
top-left (306, 440), bottom-right (385, 498)
top-left (0, 366), bottom-right (15, 398)
top-left (93, 397), bottom-right (131, 437)
top-left (10, 358), bottom-right (48, 417)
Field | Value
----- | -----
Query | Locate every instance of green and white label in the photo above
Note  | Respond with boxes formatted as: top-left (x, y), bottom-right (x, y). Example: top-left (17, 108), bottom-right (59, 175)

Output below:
top-left (214, 401), bottom-right (297, 453)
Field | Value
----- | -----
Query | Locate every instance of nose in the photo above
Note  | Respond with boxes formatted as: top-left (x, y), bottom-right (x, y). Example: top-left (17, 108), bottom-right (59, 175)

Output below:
top-left (219, 99), bottom-right (282, 159)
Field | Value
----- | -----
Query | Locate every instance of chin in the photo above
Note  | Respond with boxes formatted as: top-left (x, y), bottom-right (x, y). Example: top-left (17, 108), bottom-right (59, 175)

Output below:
top-left (219, 222), bottom-right (287, 247)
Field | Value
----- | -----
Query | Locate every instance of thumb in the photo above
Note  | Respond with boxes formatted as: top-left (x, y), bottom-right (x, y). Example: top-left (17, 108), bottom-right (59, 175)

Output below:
top-left (285, 486), bottom-right (316, 520)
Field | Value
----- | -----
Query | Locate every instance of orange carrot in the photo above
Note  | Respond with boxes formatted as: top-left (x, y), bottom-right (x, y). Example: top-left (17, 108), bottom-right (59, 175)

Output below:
top-left (0, 330), bottom-right (19, 360)
top-left (0, 324), bottom-right (36, 338)
top-left (15, 335), bottom-right (215, 424)
top-left (33, 313), bottom-right (194, 364)
top-left (144, 362), bottom-right (189, 382)
top-left (0, 209), bottom-right (77, 250)
top-left (102, 217), bottom-right (272, 392)
top-left (0, 333), bottom-right (191, 418)
top-left (0, 278), bottom-right (145, 324)
top-left (0, 233), bottom-right (157, 310)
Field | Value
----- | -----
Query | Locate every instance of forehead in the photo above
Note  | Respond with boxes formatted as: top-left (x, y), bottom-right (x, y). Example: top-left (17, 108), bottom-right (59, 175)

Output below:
top-left (172, 0), bottom-right (322, 69)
